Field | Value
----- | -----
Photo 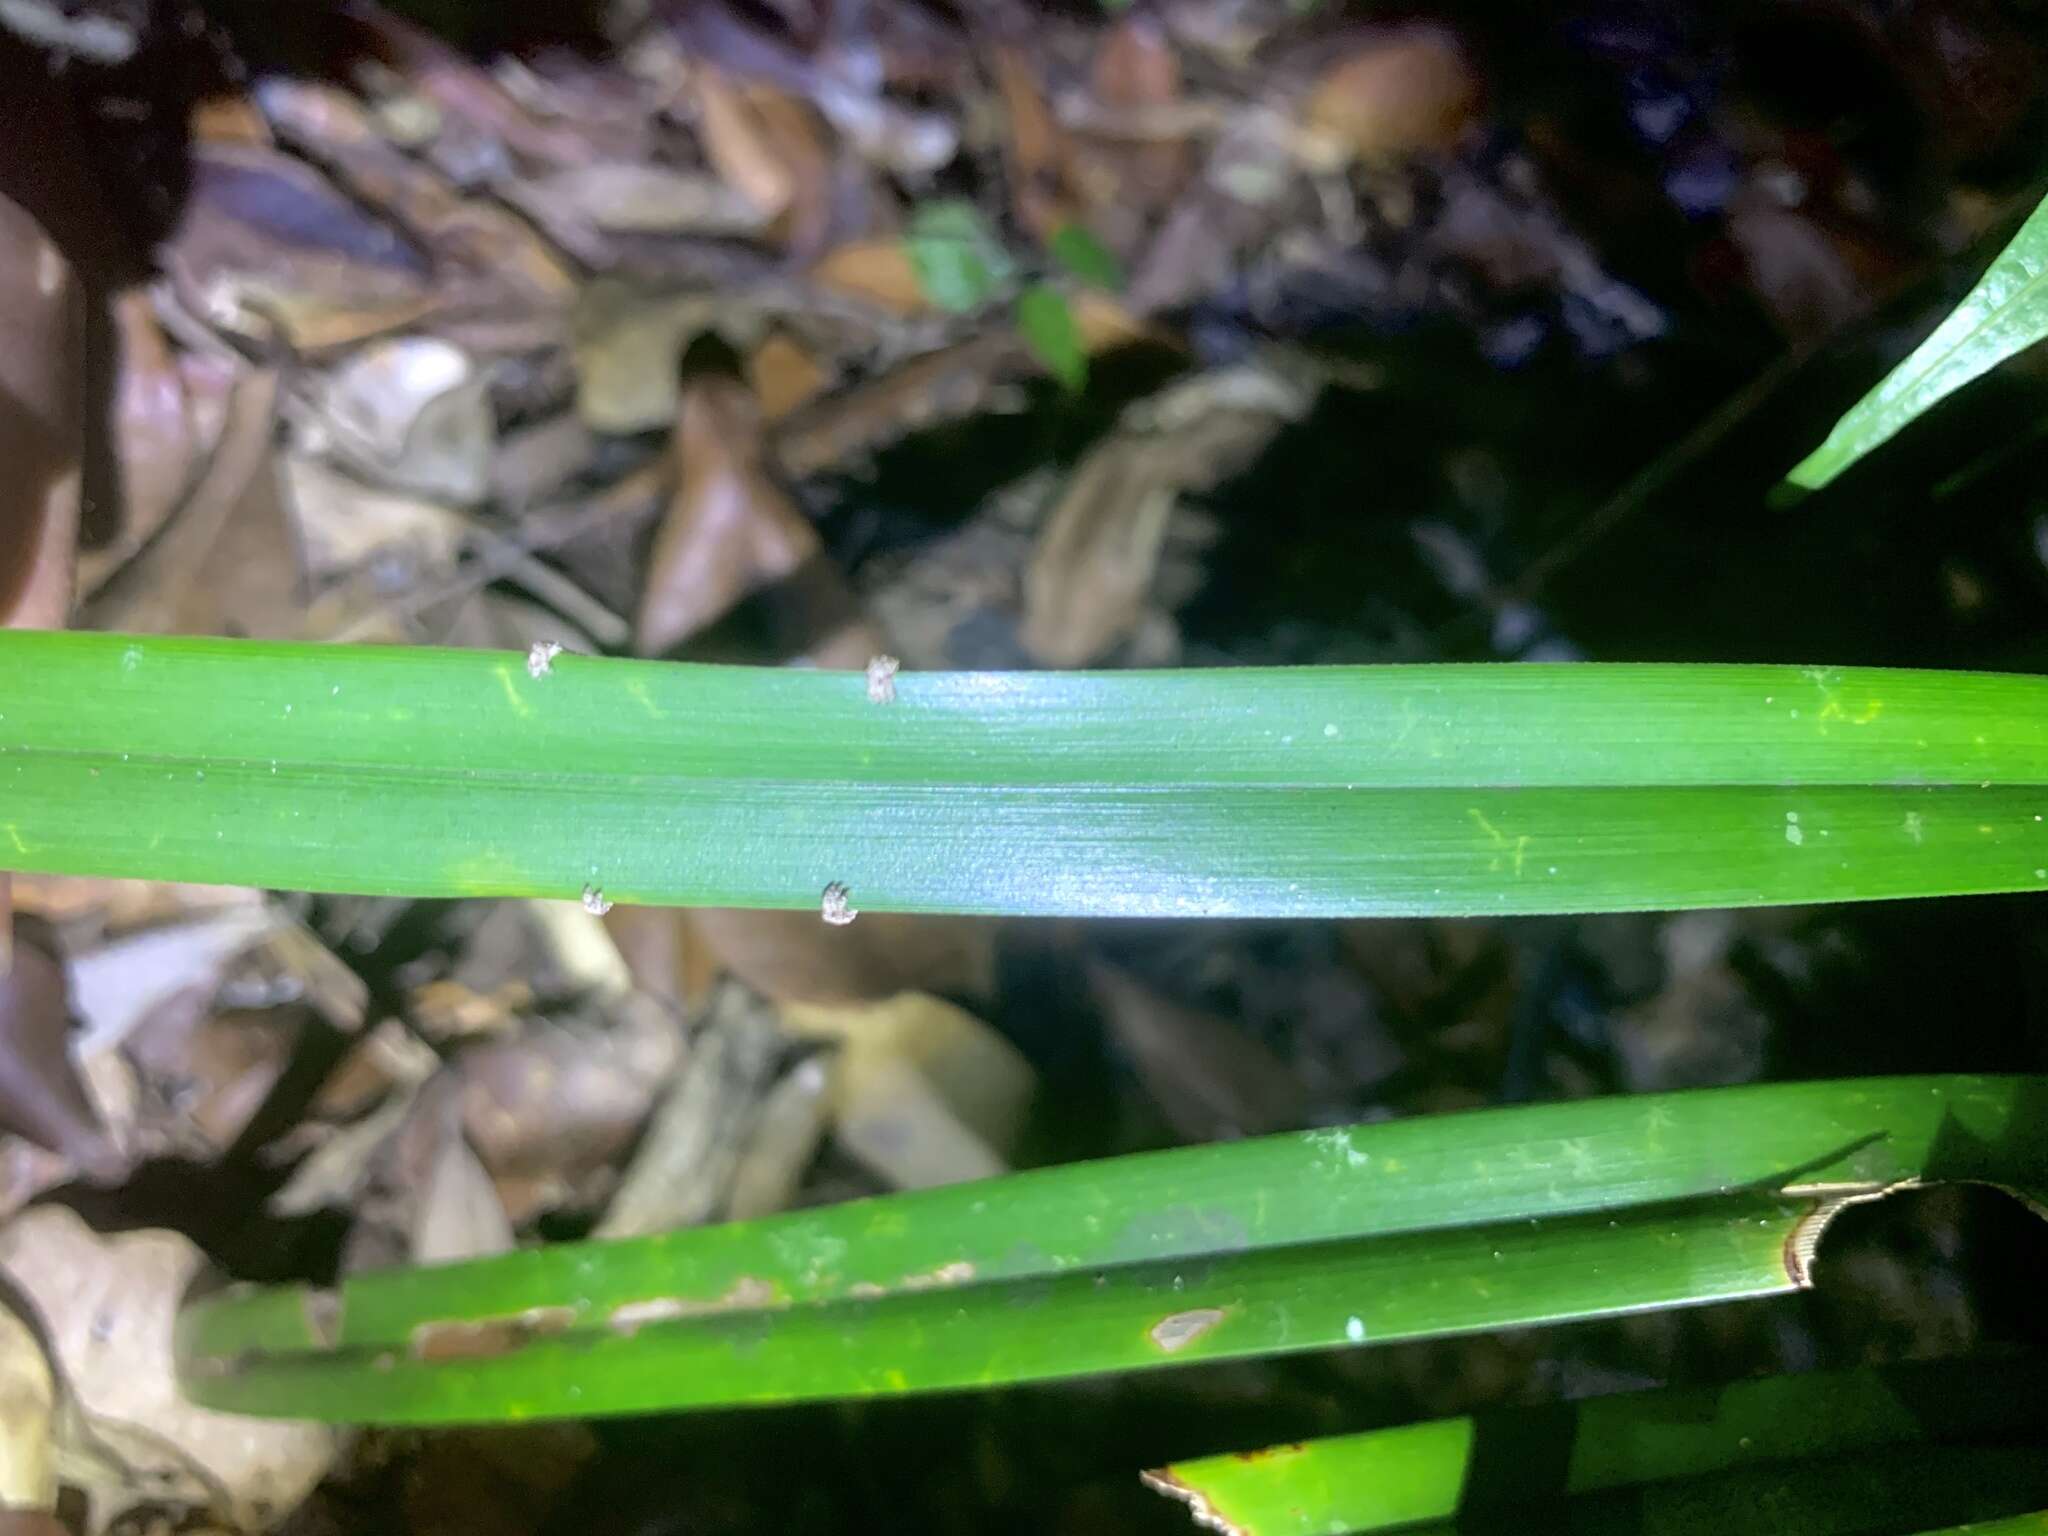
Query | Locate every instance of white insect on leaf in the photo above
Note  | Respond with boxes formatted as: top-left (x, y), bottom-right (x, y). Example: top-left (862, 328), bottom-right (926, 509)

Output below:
top-left (865, 654), bottom-right (900, 705)
top-left (527, 640), bottom-right (564, 679)
top-left (581, 884), bottom-right (613, 916)
top-left (821, 882), bottom-right (858, 926)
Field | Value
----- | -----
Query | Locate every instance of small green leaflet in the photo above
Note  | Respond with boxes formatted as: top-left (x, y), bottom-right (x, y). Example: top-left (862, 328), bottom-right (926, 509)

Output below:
top-left (905, 200), bottom-right (1015, 313)
top-left (1785, 191), bottom-right (2048, 491)
top-left (1049, 222), bottom-right (1125, 290)
top-left (1015, 283), bottom-right (1087, 391)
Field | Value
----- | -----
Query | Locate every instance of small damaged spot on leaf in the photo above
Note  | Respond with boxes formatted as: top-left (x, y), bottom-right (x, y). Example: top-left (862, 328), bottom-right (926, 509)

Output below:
top-left (608, 1276), bottom-right (777, 1336)
top-left (581, 885), bottom-right (613, 916)
top-left (866, 654), bottom-right (899, 704)
top-left (527, 641), bottom-right (563, 679)
top-left (1140, 1467), bottom-right (1248, 1536)
top-left (821, 882), bottom-right (857, 926)
top-left (1149, 1306), bottom-right (1226, 1353)
top-left (302, 1288), bottom-right (343, 1350)
top-left (900, 1260), bottom-right (975, 1290)
top-left (411, 1304), bottom-right (579, 1362)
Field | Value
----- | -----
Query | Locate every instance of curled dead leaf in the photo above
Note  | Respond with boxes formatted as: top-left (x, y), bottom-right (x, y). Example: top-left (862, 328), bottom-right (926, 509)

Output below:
top-left (809, 238), bottom-right (934, 316)
top-left (0, 916), bottom-right (120, 1183)
top-left (637, 374), bottom-right (873, 661)
top-left (0, 1207), bottom-right (335, 1534)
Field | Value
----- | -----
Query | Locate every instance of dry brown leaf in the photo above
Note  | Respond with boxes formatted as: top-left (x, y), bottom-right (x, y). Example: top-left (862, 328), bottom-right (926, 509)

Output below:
top-left (0, 1207), bottom-right (336, 1534)
top-left (773, 332), bottom-right (1030, 479)
top-left (637, 375), bottom-right (848, 657)
top-left (189, 91), bottom-right (271, 147)
top-left (0, 191), bottom-right (81, 630)
top-left (0, 917), bottom-right (119, 1183)
top-left (1301, 27), bottom-right (1481, 167)
top-left (1022, 366), bottom-right (1308, 666)
top-left (748, 331), bottom-right (832, 420)
top-left (77, 289), bottom-right (194, 598)
top-left (1022, 434), bottom-right (1179, 667)
top-left (809, 238), bottom-right (933, 315)
top-left (457, 1008), bottom-right (677, 1226)
top-left (511, 162), bottom-right (769, 239)
top-left (257, 78), bottom-right (573, 302)
top-left (1081, 18), bottom-right (1195, 238)
top-left (697, 66), bottom-right (797, 222)
top-left (123, 1003), bottom-right (302, 1158)
top-left (994, 44), bottom-right (1079, 240)
top-left (162, 144), bottom-right (433, 349)
top-left (1087, 960), bottom-right (1307, 1142)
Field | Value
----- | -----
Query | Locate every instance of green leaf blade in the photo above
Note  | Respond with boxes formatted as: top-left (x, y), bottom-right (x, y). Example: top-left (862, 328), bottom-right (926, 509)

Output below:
top-left (173, 1076), bottom-right (2048, 1423)
top-left (1147, 1359), bottom-right (2048, 1536)
top-left (1016, 282), bottom-right (1087, 390)
top-left (1787, 193), bottom-right (2048, 490)
top-left (5, 634), bottom-right (2048, 917)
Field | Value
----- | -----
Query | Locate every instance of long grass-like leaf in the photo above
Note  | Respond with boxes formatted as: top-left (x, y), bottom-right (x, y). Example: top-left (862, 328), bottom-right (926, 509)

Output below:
top-left (175, 1076), bottom-right (2048, 1423)
top-left (1786, 193), bottom-right (2048, 491)
top-left (1144, 1359), bottom-right (2048, 1536)
top-left (5, 633), bottom-right (2048, 917)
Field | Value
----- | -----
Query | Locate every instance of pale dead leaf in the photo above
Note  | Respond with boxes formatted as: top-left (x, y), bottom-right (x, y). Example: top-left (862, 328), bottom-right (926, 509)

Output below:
top-left (726, 1053), bottom-right (831, 1219)
top-left (0, 1207), bottom-right (335, 1534)
top-left (604, 907), bottom-right (722, 1015)
top-left (0, 1296), bottom-right (53, 1511)
top-left (688, 907), bottom-right (992, 1008)
top-left (595, 984), bottom-right (781, 1237)
top-left (784, 991), bottom-right (1033, 1189)
top-left (409, 1091), bottom-right (515, 1265)
top-left (67, 908), bottom-right (281, 1057)
top-left (315, 334), bottom-right (494, 505)
top-left (570, 282), bottom-right (764, 434)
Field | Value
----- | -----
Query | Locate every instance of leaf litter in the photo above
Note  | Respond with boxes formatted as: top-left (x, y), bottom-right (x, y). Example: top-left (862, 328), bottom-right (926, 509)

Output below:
top-left (0, 0), bottom-right (2043, 1528)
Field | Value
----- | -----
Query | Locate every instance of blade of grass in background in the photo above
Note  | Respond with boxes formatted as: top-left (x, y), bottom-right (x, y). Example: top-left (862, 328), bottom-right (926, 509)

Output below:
top-left (6, 632), bottom-right (2048, 918)
top-left (174, 1076), bottom-right (2048, 1423)
top-left (1143, 1359), bottom-right (2048, 1536)
top-left (1785, 192), bottom-right (2048, 491)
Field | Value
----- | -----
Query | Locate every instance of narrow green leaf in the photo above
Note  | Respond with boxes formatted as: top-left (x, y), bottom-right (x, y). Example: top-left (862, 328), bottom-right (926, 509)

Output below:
top-left (904, 200), bottom-right (1014, 312)
top-left (1905, 1517), bottom-right (2048, 1536)
top-left (1146, 1358), bottom-right (2048, 1536)
top-left (173, 1076), bottom-right (2047, 1423)
top-left (1048, 222), bottom-right (1125, 289)
top-left (1016, 282), bottom-right (1087, 390)
top-left (6, 634), bottom-right (2048, 917)
top-left (1786, 193), bottom-right (2048, 490)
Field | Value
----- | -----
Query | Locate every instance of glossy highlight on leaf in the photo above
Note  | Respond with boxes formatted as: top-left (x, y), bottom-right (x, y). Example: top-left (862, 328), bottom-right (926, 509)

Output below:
top-left (1786, 192), bottom-right (2048, 491)
top-left (4, 633), bottom-right (2048, 918)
